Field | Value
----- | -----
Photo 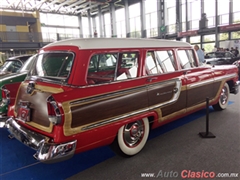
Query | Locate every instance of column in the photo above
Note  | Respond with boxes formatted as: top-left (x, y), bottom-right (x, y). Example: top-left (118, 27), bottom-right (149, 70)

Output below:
top-left (98, 5), bottom-right (104, 37)
top-left (228, 0), bottom-right (233, 40)
top-left (215, 0), bottom-right (219, 47)
top-left (124, 0), bottom-right (130, 37)
top-left (157, 0), bottom-right (165, 38)
top-left (110, 2), bottom-right (117, 37)
top-left (140, 0), bottom-right (146, 38)
top-left (176, 0), bottom-right (182, 38)
top-left (229, 0), bottom-right (233, 24)
top-left (185, 0), bottom-right (190, 42)
top-left (87, 9), bottom-right (92, 37)
top-left (78, 13), bottom-right (83, 38)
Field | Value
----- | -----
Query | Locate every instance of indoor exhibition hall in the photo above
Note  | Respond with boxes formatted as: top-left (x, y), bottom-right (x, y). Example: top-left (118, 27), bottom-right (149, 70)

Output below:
top-left (0, 0), bottom-right (239, 179)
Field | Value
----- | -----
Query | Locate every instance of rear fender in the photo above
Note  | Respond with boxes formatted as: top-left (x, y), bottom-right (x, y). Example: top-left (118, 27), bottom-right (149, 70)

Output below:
top-left (5, 82), bottom-right (22, 116)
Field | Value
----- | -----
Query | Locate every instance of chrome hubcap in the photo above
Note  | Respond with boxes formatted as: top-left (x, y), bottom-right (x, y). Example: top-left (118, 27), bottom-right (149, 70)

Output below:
top-left (220, 86), bottom-right (228, 105)
top-left (123, 120), bottom-right (144, 147)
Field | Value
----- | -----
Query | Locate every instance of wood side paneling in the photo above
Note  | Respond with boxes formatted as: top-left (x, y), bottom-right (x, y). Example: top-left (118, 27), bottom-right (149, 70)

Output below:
top-left (15, 84), bottom-right (51, 127)
top-left (70, 88), bottom-right (148, 128)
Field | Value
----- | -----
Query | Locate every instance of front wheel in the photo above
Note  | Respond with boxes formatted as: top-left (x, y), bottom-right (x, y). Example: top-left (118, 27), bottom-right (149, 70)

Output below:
top-left (212, 83), bottom-right (230, 111)
top-left (110, 117), bottom-right (149, 157)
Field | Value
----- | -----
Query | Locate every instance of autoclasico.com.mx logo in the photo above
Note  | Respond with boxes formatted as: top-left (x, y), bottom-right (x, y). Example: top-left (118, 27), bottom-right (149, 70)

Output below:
top-left (140, 170), bottom-right (239, 178)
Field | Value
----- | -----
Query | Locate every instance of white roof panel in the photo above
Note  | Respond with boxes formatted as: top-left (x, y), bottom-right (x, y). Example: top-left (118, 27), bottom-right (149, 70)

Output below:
top-left (44, 38), bottom-right (192, 50)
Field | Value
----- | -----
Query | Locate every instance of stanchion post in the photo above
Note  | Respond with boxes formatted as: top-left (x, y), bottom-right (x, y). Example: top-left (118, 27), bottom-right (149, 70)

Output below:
top-left (199, 97), bottom-right (216, 138)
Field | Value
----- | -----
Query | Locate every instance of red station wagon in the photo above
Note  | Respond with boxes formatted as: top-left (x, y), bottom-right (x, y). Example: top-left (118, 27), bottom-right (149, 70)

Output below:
top-left (2, 38), bottom-right (239, 163)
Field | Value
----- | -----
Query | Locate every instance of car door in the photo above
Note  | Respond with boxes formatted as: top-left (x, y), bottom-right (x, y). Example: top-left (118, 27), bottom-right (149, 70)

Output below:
top-left (145, 50), bottom-right (186, 121)
top-left (177, 49), bottom-right (215, 110)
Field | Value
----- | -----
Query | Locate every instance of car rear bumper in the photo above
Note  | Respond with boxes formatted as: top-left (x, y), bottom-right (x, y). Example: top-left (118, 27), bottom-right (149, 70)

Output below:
top-left (0, 115), bottom-right (8, 128)
top-left (232, 82), bottom-right (239, 94)
top-left (5, 117), bottom-right (77, 163)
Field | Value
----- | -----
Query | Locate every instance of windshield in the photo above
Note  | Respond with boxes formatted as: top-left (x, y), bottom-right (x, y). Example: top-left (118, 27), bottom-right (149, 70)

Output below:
top-left (19, 55), bottom-right (37, 73)
top-left (29, 52), bottom-right (74, 80)
top-left (0, 60), bottom-right (22, 73)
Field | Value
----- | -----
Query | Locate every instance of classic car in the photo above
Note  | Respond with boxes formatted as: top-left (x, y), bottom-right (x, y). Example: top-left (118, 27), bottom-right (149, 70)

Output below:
top-left (2, 38), bottom-right (239, 163)
top-left (0, 55), bottom-right (36, 121)
top-left (205, 51), bottom-right (240, 65)
top-left (205, 51), bottom-right (240, 79)
top-left (0, 54), bottom-right (32, 75)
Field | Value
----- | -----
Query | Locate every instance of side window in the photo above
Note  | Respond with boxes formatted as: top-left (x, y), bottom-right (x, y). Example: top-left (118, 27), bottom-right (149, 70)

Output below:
top-left (39, 53), bottom-right (73, 77)
top-left (145, 50), bottom-right (176, 75)
top-left (145, 51), bottom-right (162, 75)
top-left (178, 50), bottom-right (197, 69)
top-left (155, 50), bottom-right (176, 72)
top-left (10, 61), bottom-right (22, 73)
top-left (87, 52), bottom-right (138, 85)
top-left (118, 52), bottom-right (138, 80)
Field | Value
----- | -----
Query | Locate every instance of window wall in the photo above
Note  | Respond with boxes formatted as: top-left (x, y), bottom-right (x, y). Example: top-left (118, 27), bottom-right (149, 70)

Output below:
top-left (231, 31), bottom-right (240, 39)
top-left (190, 36), bottom-right (200, 44)
top-left (129, 3), bottom-right (141, 37)
top-left (188, 0), bottom-right (200, 30)
top-left (38, 0), bottom-right (240, 45)
top-left (116, 8), bottom-right (126, 38)
top-left (104, 13), bottom-right (111, 37)
top-left (82, 17), bottom-right (90, 38)
top-left (39, 13), bottom-right (80, 42)
top-left (145, 0), bottom-right (157, 37)
top-left (40, 13), bottom-right (78, 27)
top-left (181, 2), bottom-right (186, 32)
top-left (166, 0), bottom-right (176, 34)
top-left (204, 0), bottom-right (215, 27)
top-left (218, 0), bottom-right (229, 25)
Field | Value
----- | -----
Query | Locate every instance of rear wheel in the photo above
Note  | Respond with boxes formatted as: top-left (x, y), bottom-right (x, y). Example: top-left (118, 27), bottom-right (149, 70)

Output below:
top-left (212, 83), bottom-right (230, 110)
top-left (111, 117), bottom-right (149, 157)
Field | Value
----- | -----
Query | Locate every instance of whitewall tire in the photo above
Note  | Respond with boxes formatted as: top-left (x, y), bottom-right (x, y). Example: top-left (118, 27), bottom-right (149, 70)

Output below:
top-left (213, 83), bottom-right (230, 111)
top-left (111, 117), bottom-right (150, 157)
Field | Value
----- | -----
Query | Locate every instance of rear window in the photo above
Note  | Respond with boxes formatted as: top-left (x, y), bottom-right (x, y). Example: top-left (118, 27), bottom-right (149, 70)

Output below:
top-left (29, 52), bottom-right (74, 80)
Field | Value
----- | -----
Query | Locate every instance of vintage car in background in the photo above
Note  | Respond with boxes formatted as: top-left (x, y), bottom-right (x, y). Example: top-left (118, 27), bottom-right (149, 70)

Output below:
top-left (205, 51), bottom-right (240, 79)
top-left (0, 54), bottom-right (32, 75)
top-left (0, 55), bottom-right (36, 122)
top-left (2, 38), bottom-right (239, 163)
top-left (205, 51), bottom-right (240, 65)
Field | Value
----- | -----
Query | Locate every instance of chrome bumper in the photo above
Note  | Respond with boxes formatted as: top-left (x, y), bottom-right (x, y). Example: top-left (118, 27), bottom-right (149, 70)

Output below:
top-left (6, 118), bottom-right (77, 163)
top-left (233, 82), bottom-right (239, 94)
top-left (0, 115), bottom-right (8, 128)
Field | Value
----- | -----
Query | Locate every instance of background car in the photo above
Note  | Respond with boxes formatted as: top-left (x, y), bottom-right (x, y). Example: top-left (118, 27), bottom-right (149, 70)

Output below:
top-left (205, 51), bottom-right (240, 65)
top-left (0, 54), bottom-right (36, 119)
top-left (0, 54), bottom-right (32, 75)
top-left (205, 52), bottom-right (240, 80)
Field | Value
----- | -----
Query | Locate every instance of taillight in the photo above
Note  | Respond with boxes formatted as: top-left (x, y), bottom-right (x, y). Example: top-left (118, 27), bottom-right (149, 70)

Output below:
top-left (1, 86), bottom-right (10, 105)
top-left (47, 96), bottom-right (62, 125)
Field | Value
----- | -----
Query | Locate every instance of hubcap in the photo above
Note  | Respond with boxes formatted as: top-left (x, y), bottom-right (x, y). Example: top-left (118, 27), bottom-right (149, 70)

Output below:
top-left (220, 86), bottom-right (228, 105)
top-left (123, 120), bottom-right (144, 147)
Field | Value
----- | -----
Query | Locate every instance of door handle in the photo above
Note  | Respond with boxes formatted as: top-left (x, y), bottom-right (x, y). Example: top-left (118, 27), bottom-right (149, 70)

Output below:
top-left (147, 77), bottom-right (158, 82)
top-left (183, 70), bottom-right (191, 75)
top-left (173, 87), bottom-right (178, 93)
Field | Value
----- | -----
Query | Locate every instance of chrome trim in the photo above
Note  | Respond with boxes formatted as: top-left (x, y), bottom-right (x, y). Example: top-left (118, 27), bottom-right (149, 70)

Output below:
top-left (70, 85), bottom-right (147, 106)
top-left (188, 73), bottom-right (237, 89)
top-left (6, 118), bottom-right (77, 163)
top-left (148, 79), bottom-right (182, 110)
top-left (0, 115), bottom-right (8, 128)
top-left (81, 79), bottom-right (182, 131)
top-left (26, 81), bottom-right (36, 94)
top-left (188, 79), bottom-right (214, 88)
top-left (214, 73), bottom-right (238, 81)
top-left (232, 82), bottom-right (239, 94)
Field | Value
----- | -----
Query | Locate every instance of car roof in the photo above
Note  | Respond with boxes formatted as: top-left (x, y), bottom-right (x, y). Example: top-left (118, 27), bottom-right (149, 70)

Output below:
top-left (207, 51), bottom-right (233, 55)
top-left (7, 54), bottom-right (33, 63)
top-left (44, 38), bottom-right (192, 49)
